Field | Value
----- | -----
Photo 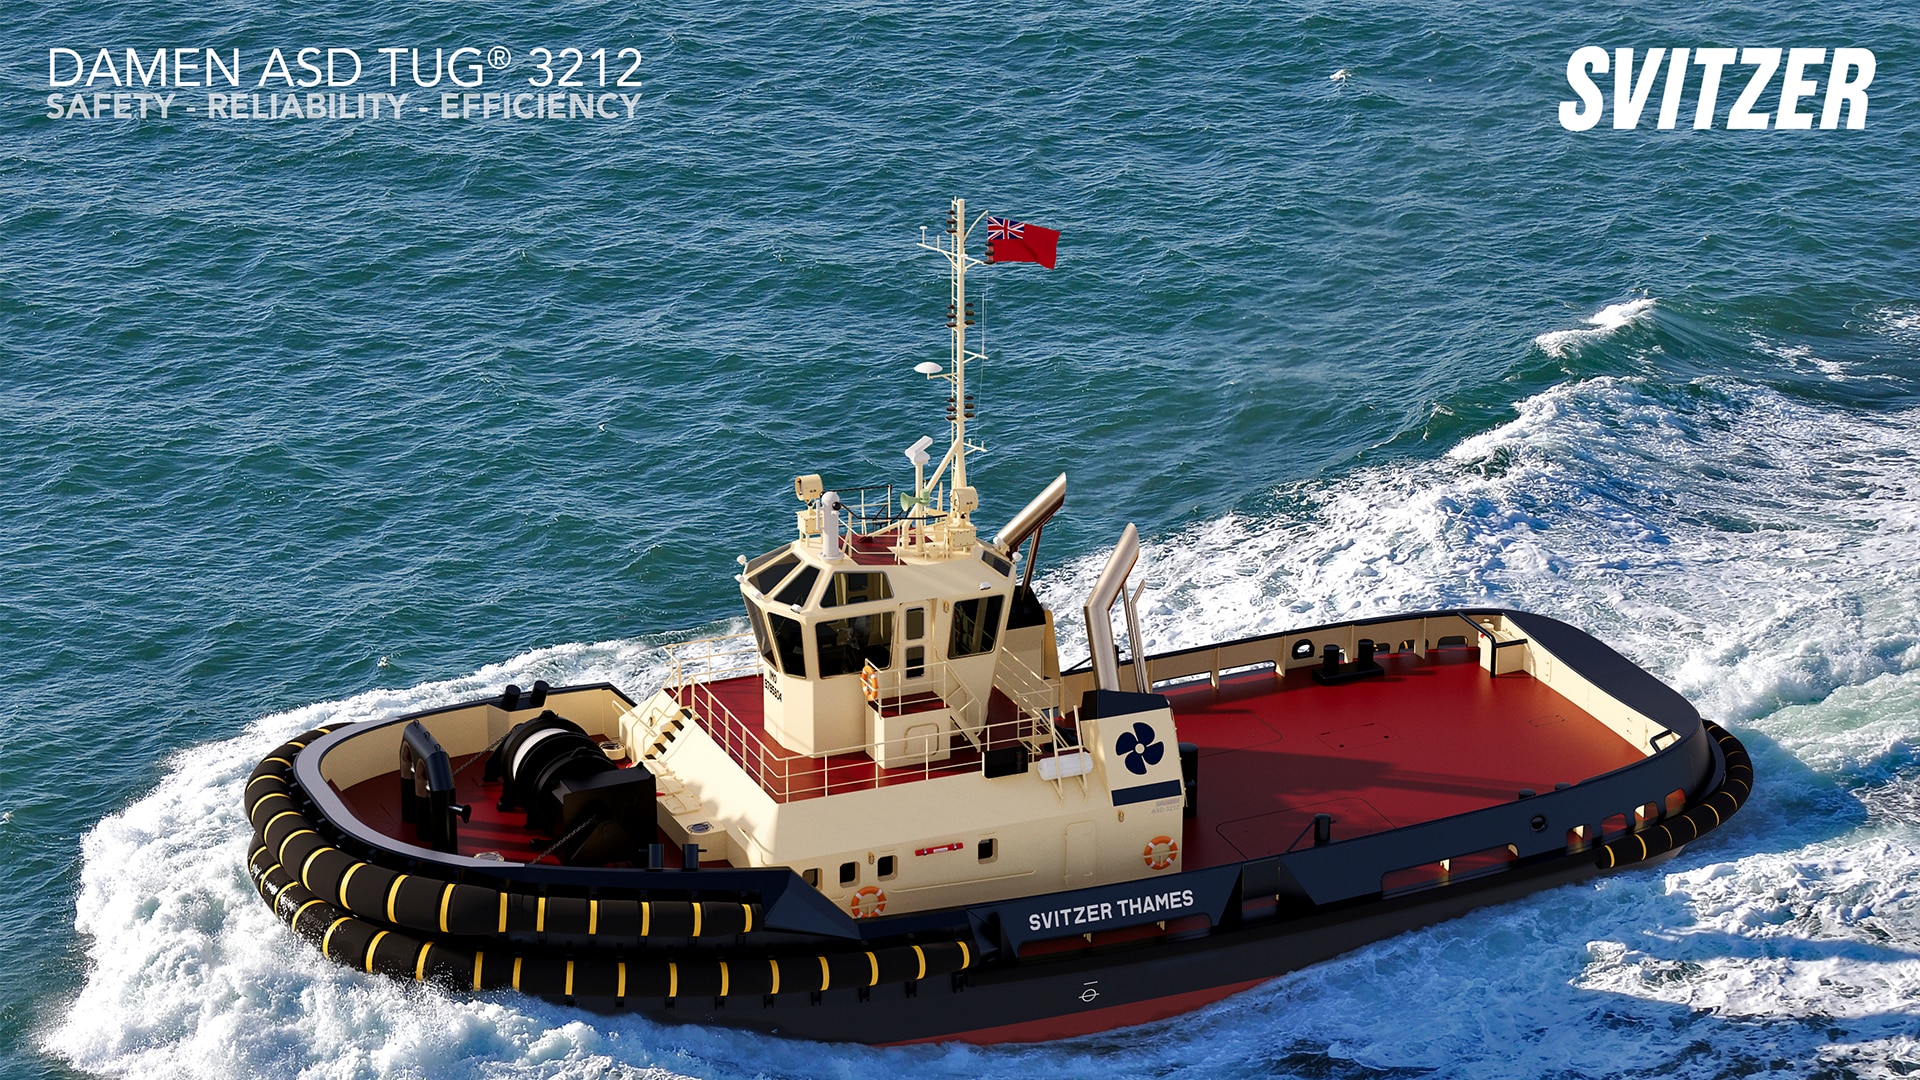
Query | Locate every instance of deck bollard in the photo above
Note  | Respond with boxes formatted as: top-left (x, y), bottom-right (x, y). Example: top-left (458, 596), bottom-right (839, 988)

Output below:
top-left (1313, 813), bottom-right (1332, 846)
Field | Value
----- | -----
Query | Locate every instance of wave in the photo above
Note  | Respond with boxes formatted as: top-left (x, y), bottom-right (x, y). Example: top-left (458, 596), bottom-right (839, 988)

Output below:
top-left (47, 375), bottom-right (1920, 1078)
top-left (1532, 298), bottom-right (1657, 360)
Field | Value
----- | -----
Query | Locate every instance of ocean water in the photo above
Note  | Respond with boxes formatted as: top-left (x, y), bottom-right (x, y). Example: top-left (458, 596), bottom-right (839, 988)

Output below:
top-left (4, 1), bottom-right (1919, 1076)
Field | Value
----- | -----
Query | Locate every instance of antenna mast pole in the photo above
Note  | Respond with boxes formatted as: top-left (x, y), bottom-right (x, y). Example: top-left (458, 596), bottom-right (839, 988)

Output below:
top-left (917, 197), bottom-right (986, 526)
top-left (951, 196), bottom-right (969, 496)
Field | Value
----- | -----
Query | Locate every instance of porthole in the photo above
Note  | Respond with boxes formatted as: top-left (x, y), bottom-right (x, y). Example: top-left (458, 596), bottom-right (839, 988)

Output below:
top-left (1291, 639), bottom-right (1316, 660)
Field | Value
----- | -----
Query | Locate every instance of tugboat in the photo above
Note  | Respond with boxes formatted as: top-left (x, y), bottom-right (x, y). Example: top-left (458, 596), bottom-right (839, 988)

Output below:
top-left (245, 200), bottom-right (1752, 1044)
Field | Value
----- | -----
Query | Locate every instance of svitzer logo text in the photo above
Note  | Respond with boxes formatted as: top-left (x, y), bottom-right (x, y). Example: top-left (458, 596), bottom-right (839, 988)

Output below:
top-left (1559, 47), bottom-right (1874, 131)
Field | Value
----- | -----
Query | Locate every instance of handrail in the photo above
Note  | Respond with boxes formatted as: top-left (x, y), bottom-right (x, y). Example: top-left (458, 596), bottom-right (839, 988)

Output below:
top-left (661, 635), bottom-right (1002, 803)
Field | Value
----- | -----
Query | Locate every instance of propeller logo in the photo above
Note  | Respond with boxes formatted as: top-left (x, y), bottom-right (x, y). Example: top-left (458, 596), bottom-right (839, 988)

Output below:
top-left (1115, 722), bottom-right (1164, 776)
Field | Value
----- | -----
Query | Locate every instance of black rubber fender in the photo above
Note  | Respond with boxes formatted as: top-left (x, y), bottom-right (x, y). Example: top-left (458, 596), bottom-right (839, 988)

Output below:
top-left (247, 830), bottom-right (974, 1003)
top-left (1598, 720), bottom-right (1752, 869)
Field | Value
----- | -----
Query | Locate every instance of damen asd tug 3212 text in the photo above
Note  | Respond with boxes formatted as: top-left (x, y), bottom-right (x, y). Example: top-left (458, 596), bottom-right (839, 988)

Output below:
top-left (245, 200), bottom-right (1751, 1044)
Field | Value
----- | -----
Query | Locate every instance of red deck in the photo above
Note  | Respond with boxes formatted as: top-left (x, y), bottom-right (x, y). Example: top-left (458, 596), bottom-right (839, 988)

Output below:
top-left (335, 646), bottom-right (1642, 871)
top-left (1168, 648), bottom-right (1643, 870)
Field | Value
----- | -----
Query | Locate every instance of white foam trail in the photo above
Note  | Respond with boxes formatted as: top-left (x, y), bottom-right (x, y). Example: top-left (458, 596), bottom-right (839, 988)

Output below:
top-left (1872, 305), bottom-right (1920, 363)
top-left (1533, 298), bottom-right (1656, 359)
top-left (48, 376), bottom-right (1920, 1078)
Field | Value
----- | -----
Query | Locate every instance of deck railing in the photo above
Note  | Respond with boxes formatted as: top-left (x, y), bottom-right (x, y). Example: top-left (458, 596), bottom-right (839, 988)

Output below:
top-left (662, 634), bottom-right (1001, 803)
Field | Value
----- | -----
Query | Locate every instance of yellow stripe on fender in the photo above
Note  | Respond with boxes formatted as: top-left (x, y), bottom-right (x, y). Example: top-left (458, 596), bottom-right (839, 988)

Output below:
top-left (260, 808), bottom-right (300, 835)
top-left (472, 951), bottom-right (484, 991)
top-left (512, 956), bottom-right (523, 990)
top-left (768, 958), bottom-right (780, 996)
top-left (616, 961), bottom-right (626, 1001)
top-left (337, 863), bottom-right (364, 909)
top-left (300, 846), bottom-right (335, 891)
top-left (958, 941), bottom-right (971, 968)
top-left (565, 960), bottom-right (574, 997)
top-left (718, 961), bottom-right (729, 998)
top-left (276, 828), bottom-right (315, 864)
top-left (668, 962), bottom-right (678, 999)
top-left (537, 897), bottom-right (547, 933)
top-left (365, 930), bottom-right (389, 973)
top-left (818, 955), bottom-right (830, 991)
top-left (691, 902), bottom-right (702, 937)
top-left (415, 942), bottom-right (433, 981)
top-left (321, 917), bottom-right (351, 958)
top-left (386, 875), bottom-right (408, 925)
top-left (497, 891), bottom-right (508, 934)
top-left (640, 901), bottom-right (650, 936)
top-left (912, 945), bottom-right (927, 981)
top-left (743, 904), bottom-right (754, 933)
top-left (439, 882), bottom-right (455, 934)
top-left (865, 951), bottom-right (879, 986)
top-left (588, 900), bottom-right (598, 936)
top-left (290, 898), bottom-right (324, 929)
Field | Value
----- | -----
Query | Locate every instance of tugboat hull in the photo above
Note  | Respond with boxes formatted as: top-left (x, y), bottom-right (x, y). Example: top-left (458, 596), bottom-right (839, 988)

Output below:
top-left (245, 608), bottom-right (1749, 1045)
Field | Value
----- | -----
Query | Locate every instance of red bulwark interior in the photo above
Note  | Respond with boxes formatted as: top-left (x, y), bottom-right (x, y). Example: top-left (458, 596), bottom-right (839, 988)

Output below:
top-left (1169, 647), bottom-right (1645, 870)
top-left (334, 755), bottom-right (728, 868)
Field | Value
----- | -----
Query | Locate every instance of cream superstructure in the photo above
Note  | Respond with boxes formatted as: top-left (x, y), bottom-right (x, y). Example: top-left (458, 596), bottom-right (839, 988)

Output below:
top-left (614, 199), bottom-right (1191, 919)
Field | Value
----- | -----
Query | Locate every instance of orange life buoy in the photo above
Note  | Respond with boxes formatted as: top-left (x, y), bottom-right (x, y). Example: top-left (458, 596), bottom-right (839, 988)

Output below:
top-left (849, 885), bottom-right (887, 918)
top-left (860, 661), bottom-right (879, 704)
top-left (1143, 835), bottom-right (1179, 871)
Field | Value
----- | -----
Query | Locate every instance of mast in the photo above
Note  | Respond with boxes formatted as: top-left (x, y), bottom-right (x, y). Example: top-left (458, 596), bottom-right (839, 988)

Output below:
top-left (951, 196), bottom-right (970, 495)
top-left (917, 197), bottom-right (986, 531)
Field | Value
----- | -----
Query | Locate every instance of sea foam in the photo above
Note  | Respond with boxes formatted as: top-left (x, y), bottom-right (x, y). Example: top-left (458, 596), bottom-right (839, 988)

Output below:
top-left (1532, 298), bottom-right (1657, 359)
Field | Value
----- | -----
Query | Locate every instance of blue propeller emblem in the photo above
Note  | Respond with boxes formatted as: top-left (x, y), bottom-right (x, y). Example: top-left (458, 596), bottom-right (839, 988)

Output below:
top-left (1115, 722), bottom-right (1165, 776)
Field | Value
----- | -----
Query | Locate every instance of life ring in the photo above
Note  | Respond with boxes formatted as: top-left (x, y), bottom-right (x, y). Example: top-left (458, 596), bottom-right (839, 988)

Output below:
top-left (849, 886), bottom-right (887, 919)
top-left (1143, 835), bottom-right (1179, 871)
top-left (860, 662), bottom-right (879, 704)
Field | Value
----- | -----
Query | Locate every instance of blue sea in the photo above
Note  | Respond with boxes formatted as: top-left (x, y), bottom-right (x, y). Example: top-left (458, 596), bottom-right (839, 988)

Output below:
top-left (5, 2), bottom-right (1919, 1076)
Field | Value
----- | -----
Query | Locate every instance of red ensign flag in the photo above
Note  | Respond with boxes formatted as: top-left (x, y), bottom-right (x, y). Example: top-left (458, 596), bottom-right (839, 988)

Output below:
top-left (986, 217), bottom-right (1059, 268)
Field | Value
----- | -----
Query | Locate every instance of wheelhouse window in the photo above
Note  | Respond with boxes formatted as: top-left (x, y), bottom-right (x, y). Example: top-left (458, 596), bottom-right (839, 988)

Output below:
top-left (750, 553), bottom-right (800, 595)
top-left (774, 565), bottom-right (820, 607)
top-left (816, 612), bottom-right (895, 678)
top-left (767, 612), bottom-right (807, 676)
top-left (979, 548), bottom-right (1012, 577)
top-left (747, 604), bottom-right (775, 667)
top-left (821, 571), bottom-right (892, 608)
top-left (949, 595), bottom-right (1005, 659)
